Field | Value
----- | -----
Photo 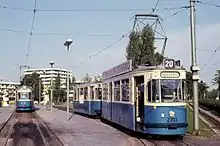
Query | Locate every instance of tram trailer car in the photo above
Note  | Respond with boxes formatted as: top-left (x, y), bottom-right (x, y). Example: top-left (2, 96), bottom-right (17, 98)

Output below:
top-left (16, 85), bottom-right (35, 112)
top-left (73, 82), bottom-right (102, 117)
top-left (101, 59), bottom-right (187, 137)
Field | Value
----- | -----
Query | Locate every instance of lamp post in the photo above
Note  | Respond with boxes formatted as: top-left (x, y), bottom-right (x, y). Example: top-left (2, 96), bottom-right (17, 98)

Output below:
top-left (49, 61), bottom-right (54, 111)
top-left (64, 38), bottom-right (73, 121)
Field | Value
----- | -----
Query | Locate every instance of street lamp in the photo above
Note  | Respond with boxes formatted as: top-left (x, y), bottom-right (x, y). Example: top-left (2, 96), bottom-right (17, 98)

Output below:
top-left (64, 38), bottom-right (73, 121)
top-left (49, 61), bottom-right (54, 111)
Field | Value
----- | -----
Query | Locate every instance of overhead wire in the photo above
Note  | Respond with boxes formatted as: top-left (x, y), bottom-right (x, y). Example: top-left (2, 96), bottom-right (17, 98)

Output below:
top-left (71, 5), bottom-right (190, 68)
top-left (0, 4), bottom-right (190, 12)
top-left (195, 0), bottom-right (220, 8)
top-left (200, 46), bottom-right (220, 71)
top-left (25, 0), bottom-right (37, 65)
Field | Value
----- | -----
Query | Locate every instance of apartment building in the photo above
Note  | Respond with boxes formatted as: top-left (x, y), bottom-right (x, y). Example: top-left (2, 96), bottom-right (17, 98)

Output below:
top-left (0, 81), bottom-right (20, 101)
top-left (23, 68), bottom-right (73, 94)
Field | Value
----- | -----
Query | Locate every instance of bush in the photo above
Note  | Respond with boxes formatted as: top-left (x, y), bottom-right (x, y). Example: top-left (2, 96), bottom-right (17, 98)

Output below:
top-left (199, 99), bottom-right (220, 114)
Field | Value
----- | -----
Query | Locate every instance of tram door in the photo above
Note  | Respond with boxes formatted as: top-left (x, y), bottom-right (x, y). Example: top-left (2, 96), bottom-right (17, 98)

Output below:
top-left (134, 76), bottom-right (145, 129)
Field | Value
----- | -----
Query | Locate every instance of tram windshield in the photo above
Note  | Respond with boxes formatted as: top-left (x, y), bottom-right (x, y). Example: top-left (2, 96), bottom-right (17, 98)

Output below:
top-left (149, 79), bottom-right (184, 103)
top-left (161, 79), bottom-right (182, 102)
top-left (18, 92), bottom-right (31, 99)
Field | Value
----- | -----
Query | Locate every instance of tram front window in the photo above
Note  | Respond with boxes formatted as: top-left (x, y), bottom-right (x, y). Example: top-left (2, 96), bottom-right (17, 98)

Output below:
top-left (149, 79), bottom-right (183, 103)
top-left (160, 79), bottom-right (182, 102)
top-left (19, 93), bottom-right (29, 99)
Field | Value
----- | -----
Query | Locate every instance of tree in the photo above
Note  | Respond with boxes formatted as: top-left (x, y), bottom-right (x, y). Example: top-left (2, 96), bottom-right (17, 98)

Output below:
top-left (72, 76), bottom-right (76, 85)
top-left (20, 72), bottom-right (42, 101)
top-left (125, 24), bottom-right (164, 67)
top-left (185, 71), bottom-right (209, 99)
top-left (82, 73), bottom-right (92, 82)
top-left (198, 80), bottom-right (209, 99)
top-left (53, 73), bottom-right (61, 102)
top-left (185, 71), bottom-right (193, 99)
top-left (213, 70), bottom-right (220, 97)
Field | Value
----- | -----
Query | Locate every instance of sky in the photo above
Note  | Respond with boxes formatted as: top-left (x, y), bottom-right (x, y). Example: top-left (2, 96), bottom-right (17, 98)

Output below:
top-left (0, 0), bottom-right (220, 89)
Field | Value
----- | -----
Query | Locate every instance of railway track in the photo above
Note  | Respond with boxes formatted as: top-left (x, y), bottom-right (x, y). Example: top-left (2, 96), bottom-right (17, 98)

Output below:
top-left (0, 111), bottom-right (63, 146)
top-left (188, 103), bottom-right (220, 136)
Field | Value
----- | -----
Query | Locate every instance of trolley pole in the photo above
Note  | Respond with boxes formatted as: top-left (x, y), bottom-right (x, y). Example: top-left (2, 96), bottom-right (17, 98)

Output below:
top-left (190, 0), bottom-right (200, 135)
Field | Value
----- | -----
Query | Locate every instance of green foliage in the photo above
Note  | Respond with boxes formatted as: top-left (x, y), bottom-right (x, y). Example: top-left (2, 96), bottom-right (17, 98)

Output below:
top-left (207, 89), bottom-right (218, 99)
top-left (82, 73), bottom-right (92, 82)
top-left (53, 73), bottom-right (61, 102)
top-left (20, 72), bottom-right (43, 101)
top-left (185, 71), bottom-right (208, 99)
top-left (199, 99), bottom-right (220, 115)
top-left (125, 24), bottom-right (164, 67)
top-left (212, 70), bottom-right (220, 94)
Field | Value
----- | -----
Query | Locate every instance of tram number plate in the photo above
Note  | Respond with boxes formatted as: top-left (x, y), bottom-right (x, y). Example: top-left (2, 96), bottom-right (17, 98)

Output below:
top-left (167, 117), bottom-right (177, 122)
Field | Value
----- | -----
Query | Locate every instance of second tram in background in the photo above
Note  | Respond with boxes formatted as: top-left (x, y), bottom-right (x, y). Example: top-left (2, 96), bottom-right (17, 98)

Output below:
top-left (73, 82), bottom-right (102, 117)
top-left (101, 59), bottom-right (187, 138)
top-left (16, 85), bottom-right (35, 112)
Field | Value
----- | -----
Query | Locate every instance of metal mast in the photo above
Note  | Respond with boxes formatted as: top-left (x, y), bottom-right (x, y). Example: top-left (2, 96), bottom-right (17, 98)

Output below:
top-left (189, 0), bottom-right (200, 135)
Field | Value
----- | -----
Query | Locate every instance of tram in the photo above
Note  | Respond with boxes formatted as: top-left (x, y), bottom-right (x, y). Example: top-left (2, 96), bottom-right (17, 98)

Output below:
top-left (16, 85), bottom-right (35, 112)
top-left (73, 82), bottom-right (102, 117)
top-left (101, 59), bottom-right (187, 137)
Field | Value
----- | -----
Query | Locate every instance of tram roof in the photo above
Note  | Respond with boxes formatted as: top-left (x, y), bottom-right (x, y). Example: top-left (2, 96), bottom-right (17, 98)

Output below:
top-left (75, 81), bottom-right (102, 88)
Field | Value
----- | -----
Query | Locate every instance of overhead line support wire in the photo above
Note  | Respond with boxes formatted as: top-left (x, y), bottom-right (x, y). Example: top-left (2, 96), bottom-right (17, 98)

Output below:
top-left (25, 0), bottom-right (37, 65)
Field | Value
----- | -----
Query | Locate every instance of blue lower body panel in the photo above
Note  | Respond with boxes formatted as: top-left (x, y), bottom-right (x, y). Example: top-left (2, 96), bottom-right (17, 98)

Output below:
top-left (101, 101), bottom-right (135, 130)
top-left (101, 101), bottom-right (187, 136)
top-left (143, 105), bottom-right (187, 135)
top-left (16, 100), bottom-right (35, 111)
top-left (73, 100), bottom-right (101, 116)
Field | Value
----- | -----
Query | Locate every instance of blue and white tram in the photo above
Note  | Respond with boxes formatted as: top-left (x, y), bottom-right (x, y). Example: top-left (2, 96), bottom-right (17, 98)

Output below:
top-left (101, 59), bottom-right (187, 137)
top-left (73, 82), bottom-right (102, 116)
top-left (16, 85), bottom-right (35, 112)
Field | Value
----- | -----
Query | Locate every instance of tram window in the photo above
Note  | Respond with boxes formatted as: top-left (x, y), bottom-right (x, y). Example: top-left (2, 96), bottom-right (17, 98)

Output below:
top-left (103, 83), bottom-right (108, 100)
top-left (91, 86), bottom-right (94, 100)
top-left (84, 87), bottom-right (88, 100)
top-left (96, 88), bottom-right (102, 100)
top-left (121, 79), bottom-right (129, 102)
top-left (114, 81), bottom-right (120, 101)
top-left (147, 81), bottom-right (152, 102)
top-left (152, 80), bottom-right (160, 102)
top-left (160, 79), bottom-right (182, 102)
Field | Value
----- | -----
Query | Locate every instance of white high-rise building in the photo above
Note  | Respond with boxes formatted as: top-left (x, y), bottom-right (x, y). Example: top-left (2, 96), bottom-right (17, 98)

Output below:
top-left (23, 68), bottom-right (73, 93)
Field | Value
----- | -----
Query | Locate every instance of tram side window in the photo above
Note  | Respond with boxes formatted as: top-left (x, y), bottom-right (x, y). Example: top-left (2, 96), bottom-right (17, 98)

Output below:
top-left (80, 88), bottom-right (84, 97)
top-left (90, 86), bottom-right (94, 100)
top-left (114, 81), bottom-right (120, 101)
top-left (147, 81), bottom-right (152, 102)
top-left (103, 83), bottom-right (108, 100)
top-left (96, 88), bottom-right (102, 100)
top-left (84, 87), bottom-right (88, 100)
top-left (152, 80), bottom-right (160, 102)
top-left (121, 79), bottom-right (129, 102)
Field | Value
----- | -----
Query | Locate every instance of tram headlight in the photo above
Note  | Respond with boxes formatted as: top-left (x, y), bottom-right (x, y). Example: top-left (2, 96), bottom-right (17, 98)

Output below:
top-left (169, 111), bottom-right (175, 118)
top-left (161, 113), bottom-right (165, 118)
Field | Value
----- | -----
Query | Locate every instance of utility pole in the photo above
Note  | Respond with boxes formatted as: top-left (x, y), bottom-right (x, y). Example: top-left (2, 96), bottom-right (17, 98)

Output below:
top-left (190, 0), bottom-right (200, 135)
top-left (39, 78), bottom-right (41, 105)
top-left (50, 61), bottom-right (54, 111)
top-left (64, 38), bottom-right (73, 121)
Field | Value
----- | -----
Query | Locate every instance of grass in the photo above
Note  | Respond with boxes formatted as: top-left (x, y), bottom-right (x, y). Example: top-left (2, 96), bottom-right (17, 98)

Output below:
top-left (187, 106), bottom-right (216, 138)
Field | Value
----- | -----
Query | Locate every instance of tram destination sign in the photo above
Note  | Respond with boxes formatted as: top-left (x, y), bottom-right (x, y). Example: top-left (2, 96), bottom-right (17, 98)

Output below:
top-left (102, 60), bottom-right (132, 79)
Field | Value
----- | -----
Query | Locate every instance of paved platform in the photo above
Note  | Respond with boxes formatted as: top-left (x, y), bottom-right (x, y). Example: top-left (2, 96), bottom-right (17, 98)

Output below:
top-left (0, 105), bottom-right (15, 128)
top-left (36, 106), bottom-right (220, 146)
top-left (35, 106), bottom-right (152, 146)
